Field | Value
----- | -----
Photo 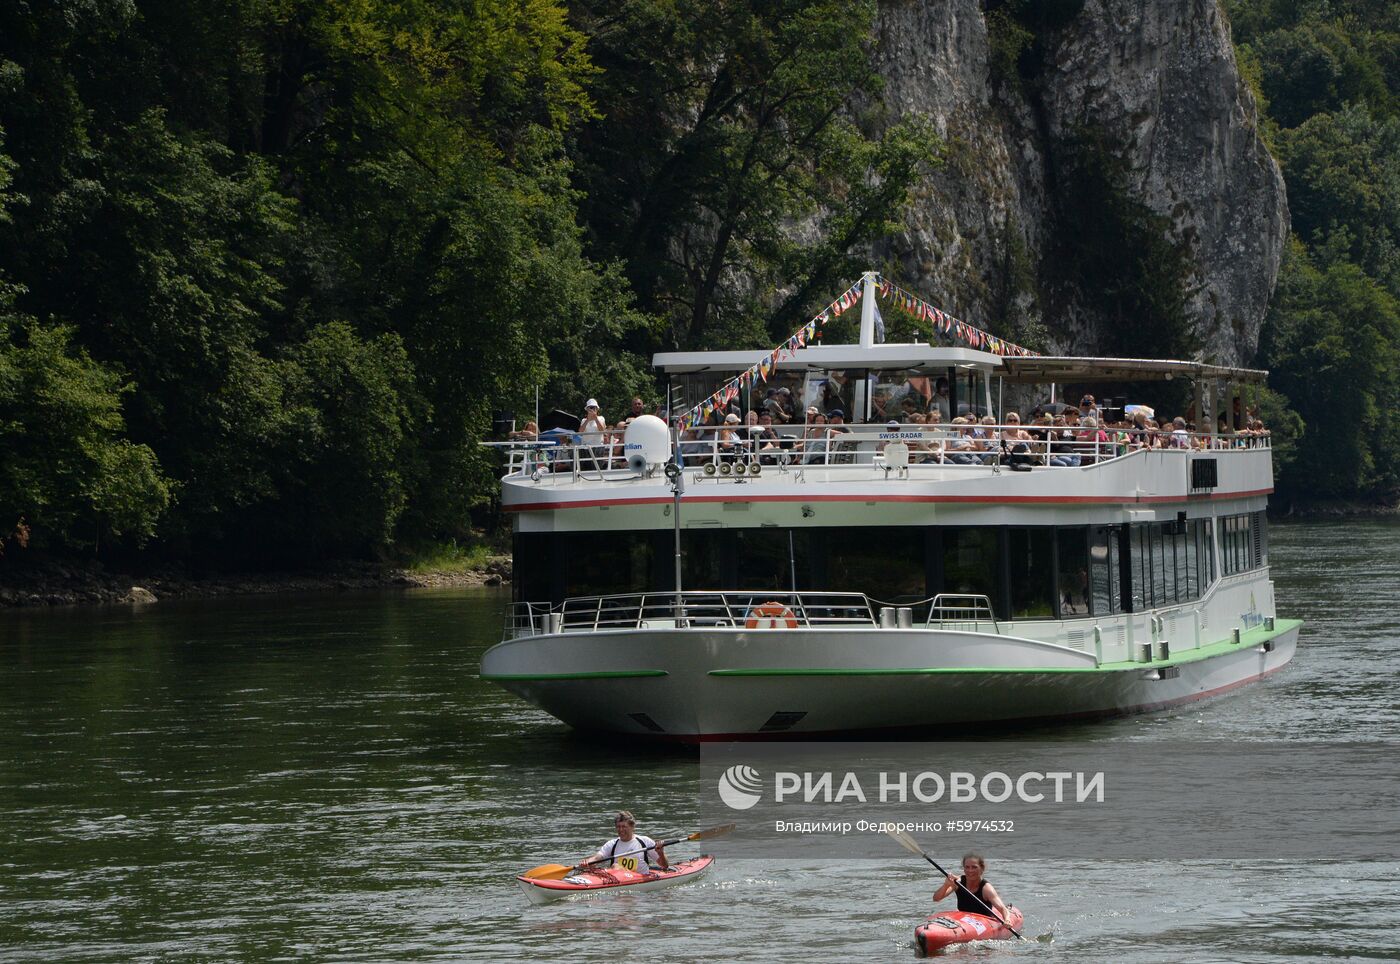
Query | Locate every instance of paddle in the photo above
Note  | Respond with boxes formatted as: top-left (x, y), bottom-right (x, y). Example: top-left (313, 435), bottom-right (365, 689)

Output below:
top-left (521, 823), bottom-right (736, 880)
top-left (885, 829), bottom-right (1028, 941)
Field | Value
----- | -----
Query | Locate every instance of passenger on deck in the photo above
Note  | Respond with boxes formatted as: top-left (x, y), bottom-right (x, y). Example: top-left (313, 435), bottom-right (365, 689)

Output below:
top-left (1169, 416), bottom-right (1191, 448)
top-left (630, 397), bottom-right (647, 420)
top-left (509, 420), bottom-right (539, 441)
top-left (801, 412), bottom-right (830, 464)
top-left (1076, 416), bottom-right (1109, 466)
top-left (581, 398), bottom-right (609, 469)
top-left (755, 412), bottom-right (784, 463)
top-left (718, 412), bottom-right (743, 461)
top-left (1048, 414), bottom-right (1079, 467)
top-left (679, 426), bottom-right (709, 466)
top-left (870, 389), bottom-right (890, 421)
top-left (1000, 412), bottom-right (1033, 465)
top-left (944, 417), bottom-right (978, 465)
top-left (765, 387), bottom-right (794, 424)
top-left (933, 377), bottom-right (952, 421)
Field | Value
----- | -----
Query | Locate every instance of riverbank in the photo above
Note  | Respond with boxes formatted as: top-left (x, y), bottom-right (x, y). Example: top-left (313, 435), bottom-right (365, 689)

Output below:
top-left (0, 555), bottom-right (512, 608)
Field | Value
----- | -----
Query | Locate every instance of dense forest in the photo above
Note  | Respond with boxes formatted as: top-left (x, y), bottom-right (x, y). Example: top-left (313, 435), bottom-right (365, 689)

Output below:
top-left (1228, 0), bottom-right (1400, 505)
top-left (0, 1), bottom-right (1396, 571)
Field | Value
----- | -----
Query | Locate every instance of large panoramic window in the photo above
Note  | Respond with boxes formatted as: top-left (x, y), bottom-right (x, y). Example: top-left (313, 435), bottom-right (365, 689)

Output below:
top-left (510, 516), bottom-right (1244, 611)
top-left (826, 527), bottom-right (927, 603)
top-left (1219, 512), bottom-right (1268, 577)
top-left (1008, 528), bottom-right (1055, 618)
top-left (1058, 528), bottom-right (1091, 617)
top-left (942, 527), bottom-right (999, 603)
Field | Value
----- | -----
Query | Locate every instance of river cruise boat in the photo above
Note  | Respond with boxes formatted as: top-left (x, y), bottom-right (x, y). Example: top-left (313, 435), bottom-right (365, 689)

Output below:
top-left (479, 273), bottom-right (1301, 739)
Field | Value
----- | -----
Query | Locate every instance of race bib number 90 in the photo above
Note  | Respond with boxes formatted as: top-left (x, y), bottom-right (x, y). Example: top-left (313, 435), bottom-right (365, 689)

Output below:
top-left (617, 855), bottom-right (639, 871)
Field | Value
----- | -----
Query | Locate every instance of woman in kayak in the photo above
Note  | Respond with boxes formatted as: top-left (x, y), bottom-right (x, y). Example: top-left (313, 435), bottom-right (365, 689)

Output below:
top-left (933, 853), bottom-right (1009, 919)
top-left (585, 810), bottom-right (669, 874)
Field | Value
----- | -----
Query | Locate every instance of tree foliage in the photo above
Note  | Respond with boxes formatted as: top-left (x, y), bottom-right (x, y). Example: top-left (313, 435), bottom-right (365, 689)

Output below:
top-left (1227, 0), bottom-right (1400, 503)
top-left (0, 0), bottom-right (933, 560)
top-left (569, 0), bottom-right (939, 349)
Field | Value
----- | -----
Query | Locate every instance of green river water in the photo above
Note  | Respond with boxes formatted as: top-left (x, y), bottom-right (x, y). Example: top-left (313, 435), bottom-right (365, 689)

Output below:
top-left (2, 520), bottom-right (1398, 961)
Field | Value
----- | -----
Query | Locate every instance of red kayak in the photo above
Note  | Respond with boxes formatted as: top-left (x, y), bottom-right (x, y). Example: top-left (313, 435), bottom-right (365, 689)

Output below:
top-left (516, 855), bottom-right (714, 905)
top-left (915, 907), bottom-right (1024, 954)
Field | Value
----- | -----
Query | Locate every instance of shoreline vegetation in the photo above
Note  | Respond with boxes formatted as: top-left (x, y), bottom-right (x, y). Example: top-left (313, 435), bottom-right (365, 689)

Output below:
top-left (6, 502), bottom-right (1397, 610)
top-left (0, 547), bottom-right (512, 609)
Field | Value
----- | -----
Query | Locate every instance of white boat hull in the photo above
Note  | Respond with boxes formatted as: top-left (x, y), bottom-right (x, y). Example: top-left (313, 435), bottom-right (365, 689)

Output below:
top-left (480, 621), bottom-right (1299, 739)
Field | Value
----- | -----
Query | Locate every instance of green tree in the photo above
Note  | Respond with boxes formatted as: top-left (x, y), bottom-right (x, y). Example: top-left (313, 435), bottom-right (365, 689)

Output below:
top-left (1258, 240), bottom-right (1400, 500)
top-left (0, 309), bottom-right (170, 550)
top-left (1278, 104), bottom-right (1400, 293)
top-left (570, 0), bottom-right (938, 348)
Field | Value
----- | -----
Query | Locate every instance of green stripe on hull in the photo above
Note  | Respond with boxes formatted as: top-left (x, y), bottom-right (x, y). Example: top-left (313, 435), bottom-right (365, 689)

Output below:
top-left (707, 619), bottom-right (1301, 678)
top-left (480, 670), bottom-right (669, 681)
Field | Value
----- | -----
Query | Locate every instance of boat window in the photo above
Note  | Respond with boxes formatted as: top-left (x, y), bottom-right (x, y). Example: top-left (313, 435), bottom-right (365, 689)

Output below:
top-left (1057, 528), bottom-right (1092, 617)
top-left (1218, 512), bottom-right (1265, 577)
top-left (797, 370), bottom-right (854, 420)
top-left (1185, 521), bottom-right (1200, 599)
top-left (562, 531), bottom-right (656, 599)
top-left (1202, 518), bottom-right (1216, 587)
top-left (513, 532), bottom-right (556, 603)
top-left (733, 527), bottom-right (816, 593)
top-left (1129, 526), bottom-right (1148, 611)
top-left (681, 528), bottom-right (728, 590)
top-left (942, 527), bottom-right (999, 605)
top-left (870, 370), bottom-right (937, 421)
top-left (1008, 528), bottom-right (1055, 618)
top-left (826, 527), bottom-right (927, 605)
top-left (1089, 526), bottom-right (1114, 615)
top-left (1254, 510), bottom-right (1269, 568)
top-left (1159, 523), bottom-right (1177, 603)
top-left (1108, 527), bottom-right (1123, 613)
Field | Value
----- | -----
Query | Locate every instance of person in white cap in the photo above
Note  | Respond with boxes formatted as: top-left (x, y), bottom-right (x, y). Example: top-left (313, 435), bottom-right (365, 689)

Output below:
top-left (581, 398), bottom-right (608, 469)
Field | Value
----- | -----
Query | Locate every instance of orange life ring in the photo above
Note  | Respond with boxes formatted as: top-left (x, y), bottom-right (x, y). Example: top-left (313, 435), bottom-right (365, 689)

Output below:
top-left (745, 601), bottom-right (798, 629)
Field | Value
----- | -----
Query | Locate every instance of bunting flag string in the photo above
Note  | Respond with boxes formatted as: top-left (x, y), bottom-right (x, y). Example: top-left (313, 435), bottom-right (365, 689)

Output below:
top-left (875, 274), bottom-right (1038, 359)
top-left (675, 274), bottom-right (1036, 432)
top-left (677, 280), bottom-right (864, 431)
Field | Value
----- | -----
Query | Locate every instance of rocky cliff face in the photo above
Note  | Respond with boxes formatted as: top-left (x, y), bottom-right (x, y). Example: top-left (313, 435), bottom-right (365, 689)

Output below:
top-left (871, 0), bottom-right (1287, 366)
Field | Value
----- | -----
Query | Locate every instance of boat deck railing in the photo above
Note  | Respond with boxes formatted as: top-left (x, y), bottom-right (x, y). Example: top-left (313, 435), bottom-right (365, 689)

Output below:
top-left (485, 422), bottom-right (1271, 481)
top-left (504, 590), bottom-right (1001, 637)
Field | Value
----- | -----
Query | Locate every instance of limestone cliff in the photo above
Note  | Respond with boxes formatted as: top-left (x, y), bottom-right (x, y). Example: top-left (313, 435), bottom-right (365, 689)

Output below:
top-left (870, 0), bottom-right (1287, 366)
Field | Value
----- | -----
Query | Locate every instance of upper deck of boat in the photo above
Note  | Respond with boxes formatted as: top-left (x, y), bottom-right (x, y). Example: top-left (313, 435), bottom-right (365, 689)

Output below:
top-left (491, 344), bottom-right (1274, 519)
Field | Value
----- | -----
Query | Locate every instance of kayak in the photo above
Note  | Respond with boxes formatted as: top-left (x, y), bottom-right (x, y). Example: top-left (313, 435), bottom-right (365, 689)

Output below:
top-left (915, 907), bottom-right (1024, 955)
top-left (516, 855), bottom-right (714, 905)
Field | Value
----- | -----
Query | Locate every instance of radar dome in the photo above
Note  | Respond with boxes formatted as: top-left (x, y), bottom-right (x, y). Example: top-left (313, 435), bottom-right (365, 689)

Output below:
top-left (624, 414), bottom-right (670, 471)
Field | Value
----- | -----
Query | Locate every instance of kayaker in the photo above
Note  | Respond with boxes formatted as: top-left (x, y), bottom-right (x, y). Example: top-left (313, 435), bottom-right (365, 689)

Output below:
top-left (933, 853), bottom-right (1008, 919)
top-left (586, 810), bottom-right (669, 873)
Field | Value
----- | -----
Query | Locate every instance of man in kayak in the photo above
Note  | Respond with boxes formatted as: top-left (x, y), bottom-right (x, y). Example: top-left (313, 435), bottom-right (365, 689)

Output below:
top-left (932, 853), bottom-right (1008, 919)
top-left (585, 810), bottom-right (669, 874)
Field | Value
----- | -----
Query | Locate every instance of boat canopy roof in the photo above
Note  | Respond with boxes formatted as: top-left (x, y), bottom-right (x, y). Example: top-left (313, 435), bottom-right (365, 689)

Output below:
top-left (653, 343), bottom-right (1268, 384)
top-left (999, 356), bottom-right (1268, 385)
top-left (652, 343), bottom-right (1003, 374)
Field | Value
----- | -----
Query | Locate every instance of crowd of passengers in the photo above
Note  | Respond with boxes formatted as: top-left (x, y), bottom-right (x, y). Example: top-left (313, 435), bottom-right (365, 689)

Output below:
top-left (508, 391), bottom-right (1271, 470)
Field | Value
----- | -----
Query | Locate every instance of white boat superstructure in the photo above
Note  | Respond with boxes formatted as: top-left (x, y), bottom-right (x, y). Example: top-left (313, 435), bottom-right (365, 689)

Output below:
top-left (480, 274), bottom-right (1300, 739)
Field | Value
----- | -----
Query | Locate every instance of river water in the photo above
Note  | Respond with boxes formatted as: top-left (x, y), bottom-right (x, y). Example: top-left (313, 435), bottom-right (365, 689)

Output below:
top-left (2, 520), bottom-right (1398, 961)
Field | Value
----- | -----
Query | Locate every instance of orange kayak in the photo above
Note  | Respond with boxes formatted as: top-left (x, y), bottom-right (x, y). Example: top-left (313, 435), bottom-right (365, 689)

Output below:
top-left (515, 855), bottom-right (714, 905)
top-left (915, 907), bottom-right (1024, 954)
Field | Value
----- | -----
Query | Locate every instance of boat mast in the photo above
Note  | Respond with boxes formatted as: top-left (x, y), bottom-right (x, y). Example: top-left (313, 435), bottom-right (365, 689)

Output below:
top-left (857, 269), bottom-right (879, 348)
top-left (668, 384), bottom-right (686, 627)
